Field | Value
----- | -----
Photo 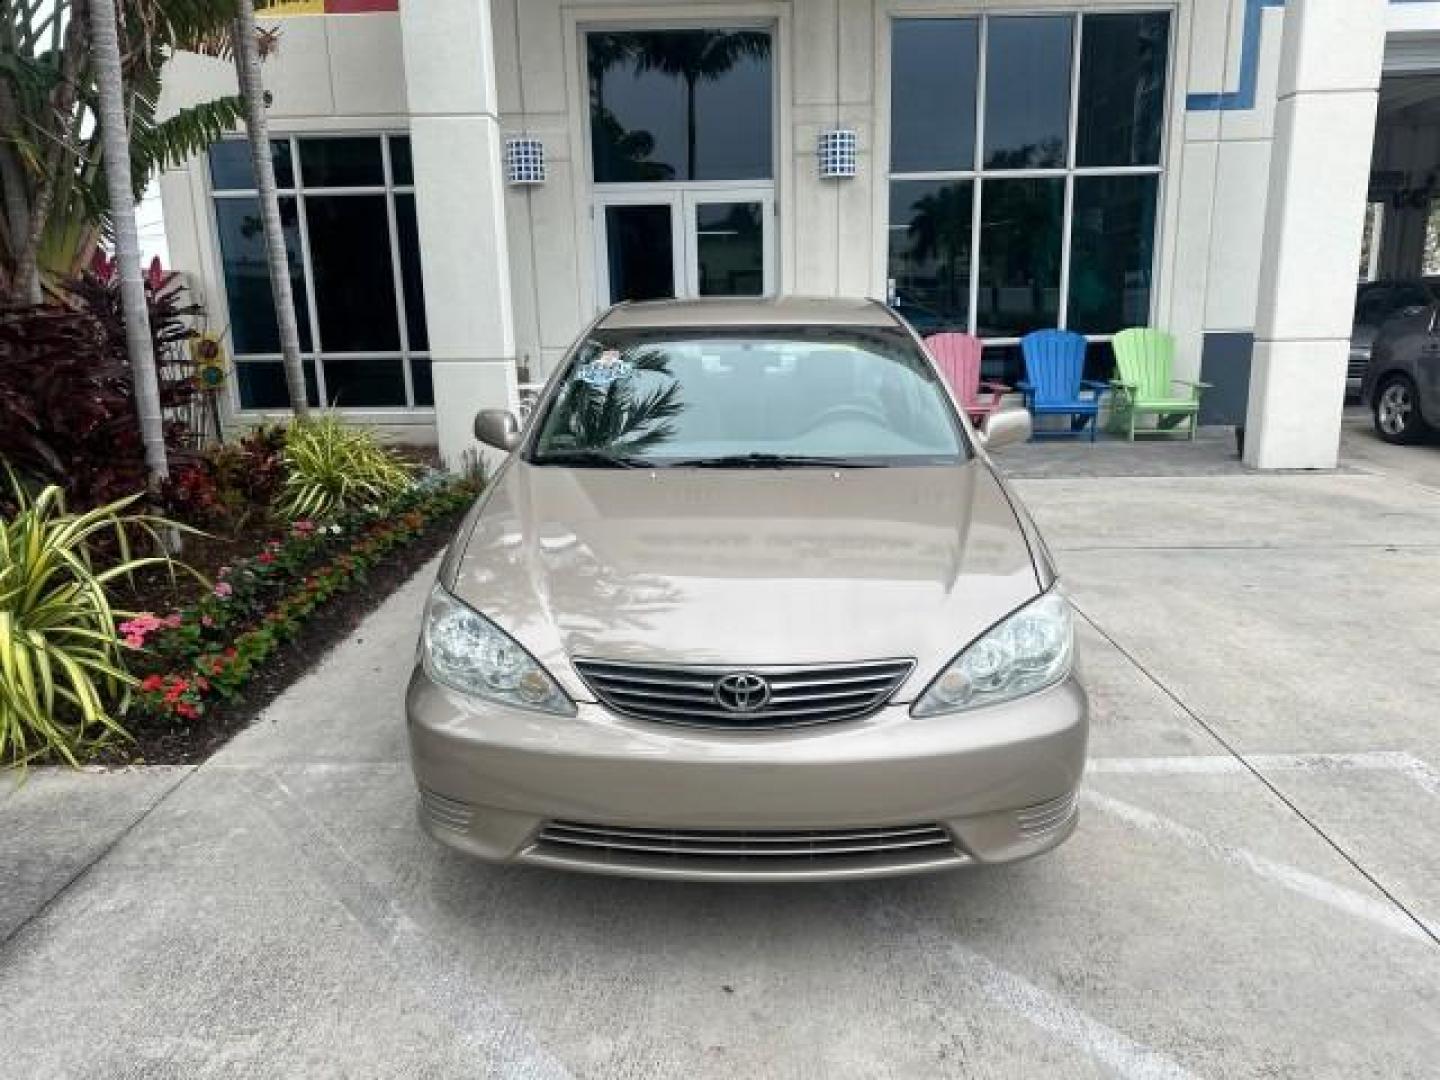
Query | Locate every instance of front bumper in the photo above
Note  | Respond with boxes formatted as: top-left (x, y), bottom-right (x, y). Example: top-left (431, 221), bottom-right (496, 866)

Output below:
top-left (406, 667), bottom-right (1088, 881)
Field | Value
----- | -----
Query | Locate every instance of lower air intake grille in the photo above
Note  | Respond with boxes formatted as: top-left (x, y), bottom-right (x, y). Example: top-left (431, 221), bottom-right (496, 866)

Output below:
top-left (572, 658), bottom-right (914, 729)
top-left (527, 821), bottom-right (964, 880)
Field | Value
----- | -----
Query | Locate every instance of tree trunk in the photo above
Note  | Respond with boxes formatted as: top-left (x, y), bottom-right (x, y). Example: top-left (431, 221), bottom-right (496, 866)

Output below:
top-left (0, 81), bottom-right (38, 304)
top-left (233, 0), bottom-right (309, 418)
top-left (89, 0), bottom-right (168, 484)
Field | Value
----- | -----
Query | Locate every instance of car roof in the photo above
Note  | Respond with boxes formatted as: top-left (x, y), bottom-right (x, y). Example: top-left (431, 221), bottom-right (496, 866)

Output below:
top-left (595, 296), bottom-right (901, 332)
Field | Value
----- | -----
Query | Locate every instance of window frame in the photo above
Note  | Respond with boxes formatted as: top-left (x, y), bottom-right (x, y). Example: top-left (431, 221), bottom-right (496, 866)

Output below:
top-left (881, 7), bottom-right (1175, 366)
top-left (206, 131), bottom-right (431, 416)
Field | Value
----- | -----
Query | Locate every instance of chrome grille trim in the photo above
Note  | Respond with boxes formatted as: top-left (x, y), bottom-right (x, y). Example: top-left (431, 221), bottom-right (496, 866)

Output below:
top-left (528, 821), bottom-right (964, 879)
top-left (573, 658), bottom-right (915, 729)
top-left (418, 788), bottom-right (473, 833)
top-left (1016, 791), bottom-right (1078, 838)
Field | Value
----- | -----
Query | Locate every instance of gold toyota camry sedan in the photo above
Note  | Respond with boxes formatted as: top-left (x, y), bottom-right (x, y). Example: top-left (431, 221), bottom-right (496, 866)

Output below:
top-left (407, 297), bottom-right (1086, 881)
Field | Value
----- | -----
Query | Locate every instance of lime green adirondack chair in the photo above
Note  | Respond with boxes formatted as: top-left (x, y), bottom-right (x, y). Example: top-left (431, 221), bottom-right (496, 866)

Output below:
top-left (1109, 329), bottom-right (1210, 440)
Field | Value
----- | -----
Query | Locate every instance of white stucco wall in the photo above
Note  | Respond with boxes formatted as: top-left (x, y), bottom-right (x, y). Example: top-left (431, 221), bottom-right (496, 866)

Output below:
top-left (152, 0), bottom-right (1413, 462)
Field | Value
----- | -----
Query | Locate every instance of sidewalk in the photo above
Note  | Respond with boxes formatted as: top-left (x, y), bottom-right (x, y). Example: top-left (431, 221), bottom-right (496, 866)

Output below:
top-left (3, 421), bottom-right (1438, 1078)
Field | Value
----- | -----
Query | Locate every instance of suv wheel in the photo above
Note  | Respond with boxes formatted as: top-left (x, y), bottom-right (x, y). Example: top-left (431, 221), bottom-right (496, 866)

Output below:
top-left (1373, 376), bottom-right (1429, 445)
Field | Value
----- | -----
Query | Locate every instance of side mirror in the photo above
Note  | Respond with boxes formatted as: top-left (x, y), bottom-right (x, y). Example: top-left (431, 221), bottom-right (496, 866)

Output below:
top-left (980, 407), bottom-right (1032, 451)
top-left (474, 409), bottom-right (521, 452)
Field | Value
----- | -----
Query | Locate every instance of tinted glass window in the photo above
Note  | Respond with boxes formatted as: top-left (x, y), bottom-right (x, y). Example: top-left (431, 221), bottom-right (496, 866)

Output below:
top-left (208, 139), bottom-right (293, 191)
top-left (984, 17), bottom-right (1073, 170)
top-left (395, 194), bottom-right (428, 351)
top-left (412, 357), bottom-right (434, 407)
top-left (890, 19), bottom-right (979, 173)
top-left (977, 178), bottom-right (1065, 337)
top-left (214, 197), bottom-right (311, 354)
top-left (531, 329), bottom-right (966, 466)
top-left (389, 135), bottom-right (413, 185)
top-left (299, 137), bottom-right (384, 187)
top-left (888, 179), bottom-right (972, 333)
top-left (605, 204), bottom-right (675, 303)
top-left (695, 202), bottom-right (764, 296)
top-left (1076, 13), bottom-right (1170, 167)
top-left (236, 360), bottom-right (318, 409)
top-left (304, 196), bottom-right (399, 352)
top-left (1068, 175), bottom-right (1159, 334)
top-left (588, 30), bottom-right (772, 182)
top-left (321, 358), bottom-right (407, 408)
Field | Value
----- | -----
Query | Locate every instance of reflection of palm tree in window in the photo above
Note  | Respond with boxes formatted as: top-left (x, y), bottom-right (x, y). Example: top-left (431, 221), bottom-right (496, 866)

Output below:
top-left (907, 185), bottom-right (970, 322)
top-left (589, 31), bottom-right (769, 182)
top-left (590, 109), bottom-right (676, 183)
top-left (547, 351), bottom-right (685, 456)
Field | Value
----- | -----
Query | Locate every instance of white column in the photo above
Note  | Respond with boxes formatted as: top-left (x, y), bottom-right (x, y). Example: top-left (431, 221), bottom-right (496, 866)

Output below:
top-left (1243, 0), bottom-right (1386, 470)
top-left (401, 0), bottom-right (518, 467)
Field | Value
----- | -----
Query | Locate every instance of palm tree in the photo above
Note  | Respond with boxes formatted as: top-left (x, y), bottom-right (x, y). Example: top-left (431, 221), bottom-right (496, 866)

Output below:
top-left (629, 30), bottom-right (769, 180)
top-left (89, 0), bottom-right (168, 482)
top-left (231, 0), bottom-right (308, 417)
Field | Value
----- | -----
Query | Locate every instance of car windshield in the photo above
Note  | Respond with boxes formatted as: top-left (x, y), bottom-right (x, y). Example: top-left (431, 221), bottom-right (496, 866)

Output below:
top-left (529, 326), bottom-right (967, 468)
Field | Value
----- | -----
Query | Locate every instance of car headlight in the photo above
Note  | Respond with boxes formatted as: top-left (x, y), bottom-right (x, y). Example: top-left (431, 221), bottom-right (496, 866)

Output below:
top-left (421, 583), bottom-right (575, 715)
top-left (912, 590), bottom-right (1073, 716)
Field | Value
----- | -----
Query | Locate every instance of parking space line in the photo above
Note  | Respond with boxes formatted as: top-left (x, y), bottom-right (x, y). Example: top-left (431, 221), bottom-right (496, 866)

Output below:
top-left (1071, 604), bottom-right (1440, 950)
top-left (1083, 791), bottom-right (1430, 942)
top-left (239, 769), bottom-right (576, 1080)
top-left (1090, 752), bottom-right (1440, 797)
top-left (871, 905), bottom-right (1203, 1080)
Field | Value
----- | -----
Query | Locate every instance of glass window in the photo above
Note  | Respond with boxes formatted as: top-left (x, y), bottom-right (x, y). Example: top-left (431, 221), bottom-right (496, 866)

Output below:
top-left (214, 197), bottom-right (311, 354)
top-left (236, 360), bottom-right (318, 410)
top-left (588, 30), bottom-right (772, 183)
top-left (1068, 175), bottom-right (1159, 334)
top-left (695, 202), bottom-right (763, 296)
top-left (886, 12), bottom-right (1170, 360)
top-left (304, 195), bottom-right (400, 352)
top-left (299, 137), bottom-right (384, 187)
top-left (1076, 13), bottom-right (1171, 167)
top-left (605, 204), bottom-right (675, 303)
top-left (977, 178), bottom-right (1065, 338)
top-left (389, 135), bottom-right (413, 186)
top-left (395, 194), bottom-right (428, 351)
top-left (211, 134), bottom-right (431, 412)
top-left (530, 328), bottom-right (967, 466)
top-left (321, 358), bottom-right (408, 408)
top-left (888, 179), bottom-right (972, 333)
top-left (208, 138), bottom-right (293, 191)
top-left (890, 19), bottom-right (979, 173)
top-left (412, 358), bottom-right (434, 407)
top-left (984, 17), bottom-right (1073, 171)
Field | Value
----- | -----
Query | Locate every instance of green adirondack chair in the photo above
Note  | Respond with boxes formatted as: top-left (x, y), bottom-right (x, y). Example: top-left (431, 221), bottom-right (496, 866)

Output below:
top-left (1109, 328), bottom-right (1210, 440)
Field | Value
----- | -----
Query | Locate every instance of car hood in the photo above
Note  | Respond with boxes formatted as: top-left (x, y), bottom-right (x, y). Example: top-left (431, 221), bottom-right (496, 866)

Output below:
top-left (449, 460), bottom-right (1042, 702)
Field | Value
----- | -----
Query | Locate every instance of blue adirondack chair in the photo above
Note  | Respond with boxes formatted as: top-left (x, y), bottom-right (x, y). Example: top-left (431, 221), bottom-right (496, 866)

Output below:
top-left (1018, 330), bottom-right (1108, 441)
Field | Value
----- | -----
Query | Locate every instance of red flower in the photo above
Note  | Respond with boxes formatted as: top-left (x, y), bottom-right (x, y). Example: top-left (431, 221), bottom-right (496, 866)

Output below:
top-left (175, 702), bottom-right (199, 720)
top-left (258, 551), bottom-right (276, 565)
top-left (139, 675), bottom-right (165, 693)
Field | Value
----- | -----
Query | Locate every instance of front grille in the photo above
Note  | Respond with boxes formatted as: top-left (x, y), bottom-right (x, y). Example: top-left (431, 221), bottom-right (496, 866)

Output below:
top-left (528, 820), bottom-right (964, 879)
top-left (572, 658), bottom-right (914, 729)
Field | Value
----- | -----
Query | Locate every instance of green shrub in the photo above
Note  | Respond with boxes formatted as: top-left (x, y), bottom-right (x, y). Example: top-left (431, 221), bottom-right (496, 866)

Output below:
top-left (0, 476), bottom-right (186, 767)
top-left (278, 415), bottom-right (415, 522)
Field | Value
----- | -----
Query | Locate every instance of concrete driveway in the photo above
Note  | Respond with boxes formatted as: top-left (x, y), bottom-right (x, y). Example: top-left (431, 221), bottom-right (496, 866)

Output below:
top-left (3, 425), bottom-right (1439, 1078)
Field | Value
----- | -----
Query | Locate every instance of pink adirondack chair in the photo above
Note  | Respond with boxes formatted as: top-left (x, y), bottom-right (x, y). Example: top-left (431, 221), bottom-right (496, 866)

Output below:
top-left (922, 332), bottom-right (1009, 425)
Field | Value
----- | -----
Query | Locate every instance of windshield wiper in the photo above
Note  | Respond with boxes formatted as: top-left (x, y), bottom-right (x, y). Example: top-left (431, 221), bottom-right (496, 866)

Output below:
top-left (530, 449), bottom-right (654, 469)
top-left (666, 453), bottom-right (881, 469)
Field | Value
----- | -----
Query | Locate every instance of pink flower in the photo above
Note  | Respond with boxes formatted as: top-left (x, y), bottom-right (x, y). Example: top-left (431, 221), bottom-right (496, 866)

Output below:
top-left (213, 581), bottom-right (233, 599)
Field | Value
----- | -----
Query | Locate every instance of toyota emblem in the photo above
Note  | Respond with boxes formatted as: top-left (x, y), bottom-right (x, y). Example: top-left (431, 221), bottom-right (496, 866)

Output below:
top-left (713, 672), bottom-right (771, 713)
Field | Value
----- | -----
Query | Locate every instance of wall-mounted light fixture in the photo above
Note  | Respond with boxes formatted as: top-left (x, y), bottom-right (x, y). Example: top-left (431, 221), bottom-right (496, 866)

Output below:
top-left (504, 137), bottom-right (546, 185)
top-left (817, 129), bottom-right (858, 179)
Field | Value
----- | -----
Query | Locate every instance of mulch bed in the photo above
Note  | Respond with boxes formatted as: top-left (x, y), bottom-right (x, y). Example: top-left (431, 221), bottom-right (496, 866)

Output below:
top-left (98, 503), bottom-right (464, 767)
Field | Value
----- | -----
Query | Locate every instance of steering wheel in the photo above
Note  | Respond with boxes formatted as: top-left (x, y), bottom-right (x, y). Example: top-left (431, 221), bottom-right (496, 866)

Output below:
top-left (800, 402), bottom-right (890, 432)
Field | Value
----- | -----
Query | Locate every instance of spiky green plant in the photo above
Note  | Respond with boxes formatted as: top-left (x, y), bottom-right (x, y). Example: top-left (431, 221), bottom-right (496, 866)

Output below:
top-left (278, 414), bottom-right (415, 521)
top-left (0, 475), bottom-right (186, 767)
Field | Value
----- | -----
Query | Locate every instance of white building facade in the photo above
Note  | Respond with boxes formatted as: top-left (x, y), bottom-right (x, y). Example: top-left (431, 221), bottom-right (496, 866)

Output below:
top-left (156, 0), bottom-right (1437, 469)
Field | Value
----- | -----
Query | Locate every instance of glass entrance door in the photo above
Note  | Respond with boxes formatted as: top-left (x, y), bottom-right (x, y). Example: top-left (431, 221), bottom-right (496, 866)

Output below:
top-left (595, 187), bottom-right (773, 305)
